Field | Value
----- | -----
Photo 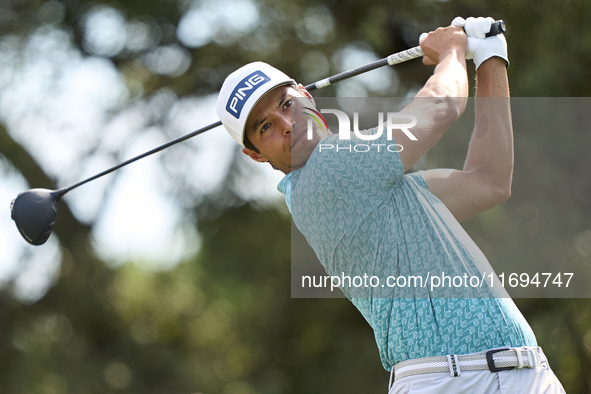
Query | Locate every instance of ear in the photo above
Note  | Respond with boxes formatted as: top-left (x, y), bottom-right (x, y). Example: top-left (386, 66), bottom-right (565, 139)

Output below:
top-left (242, 147), bottom-right (269, 163)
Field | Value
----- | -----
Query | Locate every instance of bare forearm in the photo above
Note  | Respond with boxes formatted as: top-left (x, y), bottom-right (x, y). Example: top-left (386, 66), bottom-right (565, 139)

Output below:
top-left (463, 57), bottom-right (513, 198)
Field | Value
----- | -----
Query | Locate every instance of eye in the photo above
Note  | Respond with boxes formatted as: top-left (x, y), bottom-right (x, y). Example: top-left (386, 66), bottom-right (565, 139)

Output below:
top-left (283, 99), bottom-right (292, 110)
top-left (260, 123), bottom-right (271, 133)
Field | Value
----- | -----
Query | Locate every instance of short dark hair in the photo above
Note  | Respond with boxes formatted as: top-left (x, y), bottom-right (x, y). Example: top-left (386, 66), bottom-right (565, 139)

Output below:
top-left (243, 82), bottom-right (300, 154)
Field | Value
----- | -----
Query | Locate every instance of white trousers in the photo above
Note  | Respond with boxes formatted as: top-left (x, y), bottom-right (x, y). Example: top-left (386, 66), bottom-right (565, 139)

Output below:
top-left (388, 353), bottom-right (566, 394)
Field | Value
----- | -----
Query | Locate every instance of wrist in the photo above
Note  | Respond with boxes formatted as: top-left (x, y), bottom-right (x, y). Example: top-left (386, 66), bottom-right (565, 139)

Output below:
top-left (477, 57), bottom-right (508, 74)
top-left (441, 46), bottom-right (468, 64)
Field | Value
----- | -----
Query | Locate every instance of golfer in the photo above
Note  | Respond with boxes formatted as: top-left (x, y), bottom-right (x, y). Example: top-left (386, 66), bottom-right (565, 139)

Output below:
top-left (216, 17), bottom-right (565, 393)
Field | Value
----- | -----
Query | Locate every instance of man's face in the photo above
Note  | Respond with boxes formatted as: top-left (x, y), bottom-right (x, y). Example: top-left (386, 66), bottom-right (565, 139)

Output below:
top-left (243, 84), bottom-right (328, 173)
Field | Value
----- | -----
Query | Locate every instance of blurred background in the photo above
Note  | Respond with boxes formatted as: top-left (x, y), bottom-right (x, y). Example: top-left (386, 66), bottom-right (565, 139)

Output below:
top-left (1, 0), bottom-right (591, 393)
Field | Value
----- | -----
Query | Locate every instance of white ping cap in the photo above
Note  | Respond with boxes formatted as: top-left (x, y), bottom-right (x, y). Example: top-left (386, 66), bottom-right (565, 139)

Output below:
top-left (216, 62), bottom-right (294, 146)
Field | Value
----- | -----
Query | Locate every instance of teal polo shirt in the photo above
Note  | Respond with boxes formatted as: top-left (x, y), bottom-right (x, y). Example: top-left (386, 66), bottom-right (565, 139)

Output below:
top-left (278, 131), bottom-right (537, 370)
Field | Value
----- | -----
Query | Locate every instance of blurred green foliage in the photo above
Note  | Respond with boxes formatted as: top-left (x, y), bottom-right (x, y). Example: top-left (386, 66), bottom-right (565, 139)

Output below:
top-left (1, 0), bottom-right (591, 393)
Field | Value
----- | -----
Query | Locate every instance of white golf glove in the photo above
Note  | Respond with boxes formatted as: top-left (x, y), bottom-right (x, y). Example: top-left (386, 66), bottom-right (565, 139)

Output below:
top-left (451, 16), bottom-right (509, 69)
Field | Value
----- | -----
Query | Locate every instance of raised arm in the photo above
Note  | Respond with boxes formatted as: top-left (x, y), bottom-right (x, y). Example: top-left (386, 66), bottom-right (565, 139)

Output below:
top-left (422, 56), bottom-right (512, 222)
top-left (393, 26), bottom-right (469, 171)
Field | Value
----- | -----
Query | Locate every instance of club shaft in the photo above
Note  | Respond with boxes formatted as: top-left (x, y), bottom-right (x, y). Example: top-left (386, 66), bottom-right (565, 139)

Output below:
top-left (304, 20), bottom-right (505, 91)
top-left (61, 121), bottom-right (222, 194)
top-left (59, 20), bottom-right (506, 195)
top-left (304, 46), bottom-right (425, 91)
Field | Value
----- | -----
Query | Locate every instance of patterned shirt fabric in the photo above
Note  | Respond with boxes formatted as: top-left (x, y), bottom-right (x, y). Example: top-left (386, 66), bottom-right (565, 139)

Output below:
top-left (277, 130), bottom-right (537, 371)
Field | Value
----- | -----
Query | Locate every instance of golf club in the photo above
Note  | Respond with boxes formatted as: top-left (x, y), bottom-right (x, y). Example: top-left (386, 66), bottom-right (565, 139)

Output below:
top-left (10, 20), bottom-right (505, 246)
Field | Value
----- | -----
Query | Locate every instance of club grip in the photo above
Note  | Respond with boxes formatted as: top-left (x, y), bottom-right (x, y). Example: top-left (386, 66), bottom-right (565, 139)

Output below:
top-left (485, 20), bottom-right (505, 37)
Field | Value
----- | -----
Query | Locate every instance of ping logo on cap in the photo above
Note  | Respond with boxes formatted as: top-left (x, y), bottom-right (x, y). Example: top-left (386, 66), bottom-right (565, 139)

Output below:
top-left (226, 71), bottom-right (271, 119)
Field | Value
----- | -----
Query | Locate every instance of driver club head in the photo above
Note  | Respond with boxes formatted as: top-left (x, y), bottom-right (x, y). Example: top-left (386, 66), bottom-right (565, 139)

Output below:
top-left (10, 188), bottom-right (65, 246)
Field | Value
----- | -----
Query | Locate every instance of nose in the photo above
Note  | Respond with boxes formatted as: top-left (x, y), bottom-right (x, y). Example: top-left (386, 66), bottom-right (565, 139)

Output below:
top-left (278, 113), bottom-right (291, 136)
